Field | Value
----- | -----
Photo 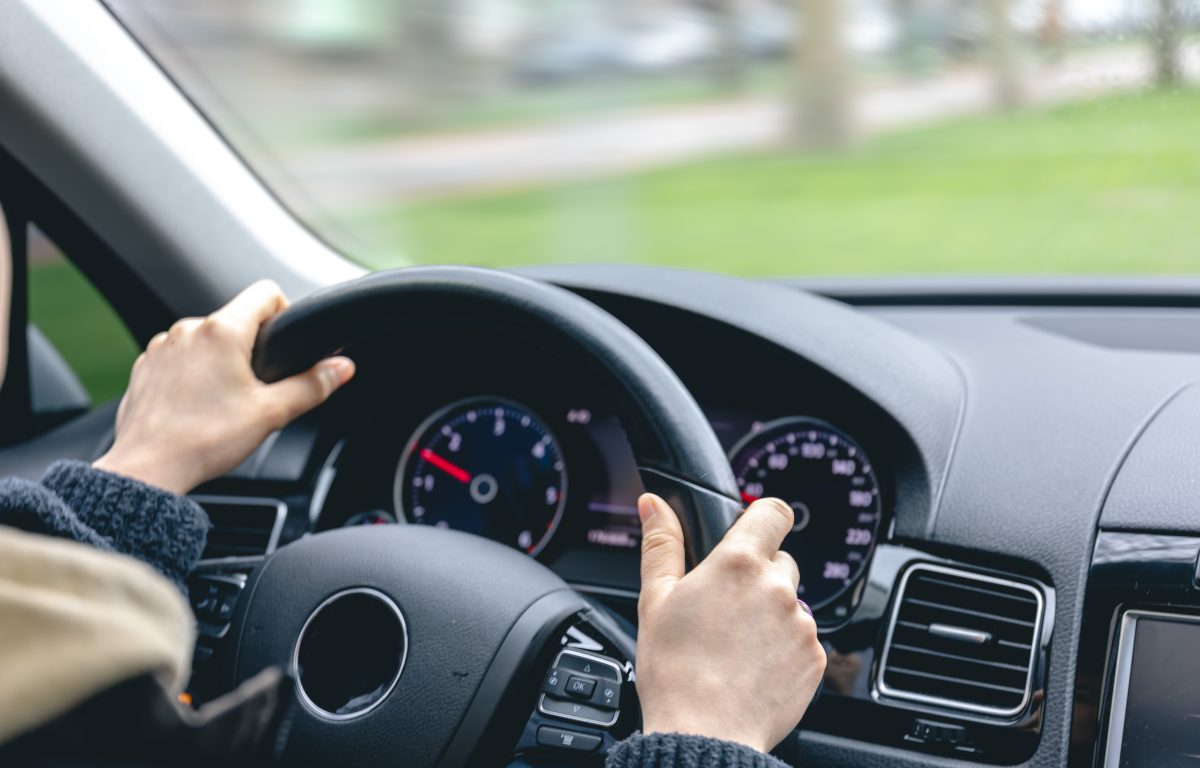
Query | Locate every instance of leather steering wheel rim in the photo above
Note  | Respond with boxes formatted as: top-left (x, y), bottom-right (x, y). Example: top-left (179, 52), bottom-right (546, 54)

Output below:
top-left (251, 265), bottom-right (742, 562)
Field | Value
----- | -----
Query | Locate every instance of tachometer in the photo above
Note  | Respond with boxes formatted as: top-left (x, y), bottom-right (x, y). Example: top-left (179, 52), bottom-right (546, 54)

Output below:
top-left (729, 417), bottom-right (882, 611)
top-left (395, 398), bottom-right (567, 556)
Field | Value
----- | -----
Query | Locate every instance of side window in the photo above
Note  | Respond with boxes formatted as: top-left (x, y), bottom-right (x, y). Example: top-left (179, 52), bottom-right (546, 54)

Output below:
top-left (28, 226), bottom-right (139, 405)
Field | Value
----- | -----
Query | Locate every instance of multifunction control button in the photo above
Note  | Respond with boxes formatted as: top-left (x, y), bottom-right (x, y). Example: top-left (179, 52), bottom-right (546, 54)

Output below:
top-left (565, 676), bottom-right (596, 699)
top-left (536, 725), bottom-right (602, 753)
top-left (539, 649), bottom-right (623, 727)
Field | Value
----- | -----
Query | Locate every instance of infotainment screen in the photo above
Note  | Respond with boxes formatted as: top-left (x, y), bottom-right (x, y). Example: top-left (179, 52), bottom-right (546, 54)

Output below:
top-left (1104, 611), bottom-right (1200, 768)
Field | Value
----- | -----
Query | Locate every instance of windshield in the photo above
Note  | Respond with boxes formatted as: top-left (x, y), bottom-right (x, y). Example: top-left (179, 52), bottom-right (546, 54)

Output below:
top-left (106, 1), bottom-right (1198, 277)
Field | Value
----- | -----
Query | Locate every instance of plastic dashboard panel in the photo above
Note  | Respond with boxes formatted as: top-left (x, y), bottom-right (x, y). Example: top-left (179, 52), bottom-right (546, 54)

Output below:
top-left (519, 266), bottom-right (1200, 768)
top-left (790, 307), bottom-right (1200, 768)
top-left (1098, 380), bottom-right (1200, 534)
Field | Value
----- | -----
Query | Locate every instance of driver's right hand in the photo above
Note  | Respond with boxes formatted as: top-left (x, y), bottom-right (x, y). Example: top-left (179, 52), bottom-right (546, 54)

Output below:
top-left (633, 493), bottom-right (826, 754)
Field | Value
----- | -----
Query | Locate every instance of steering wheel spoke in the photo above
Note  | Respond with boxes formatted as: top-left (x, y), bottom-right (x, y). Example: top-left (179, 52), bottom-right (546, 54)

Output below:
top-left (446, 598), bottom-right (641, 766)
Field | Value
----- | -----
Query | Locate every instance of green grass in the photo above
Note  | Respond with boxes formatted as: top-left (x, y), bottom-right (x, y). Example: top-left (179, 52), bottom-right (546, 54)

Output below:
top-left (344, 88), bottom-right (1200, 275)
top-left (28, 259), bottom-right (138, 404)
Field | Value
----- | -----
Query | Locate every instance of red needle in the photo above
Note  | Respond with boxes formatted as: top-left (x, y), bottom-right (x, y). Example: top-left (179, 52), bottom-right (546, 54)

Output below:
top-left (740, 491), bottom-right (761, 504)
top-left (420, 448), bottom-right (471, 484)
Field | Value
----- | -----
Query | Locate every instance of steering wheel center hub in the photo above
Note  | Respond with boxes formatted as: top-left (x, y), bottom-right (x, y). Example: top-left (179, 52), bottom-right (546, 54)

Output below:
top-left (293, 588), bottom-right (408, 720)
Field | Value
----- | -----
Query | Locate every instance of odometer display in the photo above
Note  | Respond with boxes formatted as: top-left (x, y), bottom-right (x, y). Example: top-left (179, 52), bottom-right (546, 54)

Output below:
top-left (395, 398), bottom-right (567, 556)
top-left (730, 417), bottom-right (882, 611)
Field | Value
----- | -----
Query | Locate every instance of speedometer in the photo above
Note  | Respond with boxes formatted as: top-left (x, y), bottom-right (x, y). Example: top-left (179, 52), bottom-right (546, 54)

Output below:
top-left (729, 417), bottom-right (882, 611)
top-left (395, 397), bottom-right (567, 556)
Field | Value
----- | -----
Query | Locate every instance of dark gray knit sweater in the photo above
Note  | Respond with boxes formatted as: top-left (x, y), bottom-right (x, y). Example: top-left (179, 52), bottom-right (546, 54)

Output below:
top-left (0, 460), bottom-right (790, 768)
top-left (0, 460), bottom-right (209, 592)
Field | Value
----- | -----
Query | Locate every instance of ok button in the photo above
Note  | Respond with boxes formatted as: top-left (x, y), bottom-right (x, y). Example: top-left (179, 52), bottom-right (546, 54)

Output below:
top-left (565, 676), bottom-right (596, 699)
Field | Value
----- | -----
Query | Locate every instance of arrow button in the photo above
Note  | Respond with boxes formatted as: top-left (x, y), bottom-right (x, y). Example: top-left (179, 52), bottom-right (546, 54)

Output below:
top-left (539, 694), bottom-right (618, 726)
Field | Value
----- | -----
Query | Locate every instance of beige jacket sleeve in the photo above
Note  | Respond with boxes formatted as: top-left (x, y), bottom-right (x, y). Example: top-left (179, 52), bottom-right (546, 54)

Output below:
top-left (0, 526), bottom-right (194, 743)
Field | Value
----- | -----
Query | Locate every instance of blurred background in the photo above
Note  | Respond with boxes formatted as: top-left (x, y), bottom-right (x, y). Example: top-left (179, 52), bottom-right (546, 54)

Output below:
top-left (28, 1), bottom-right (1200, 399)
top-left (99, 0), bottom-right (1200, 274)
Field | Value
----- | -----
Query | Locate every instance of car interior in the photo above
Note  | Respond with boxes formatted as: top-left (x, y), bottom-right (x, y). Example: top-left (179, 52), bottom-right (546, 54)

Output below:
top-left (3, 2), bottom-right (1200, 767)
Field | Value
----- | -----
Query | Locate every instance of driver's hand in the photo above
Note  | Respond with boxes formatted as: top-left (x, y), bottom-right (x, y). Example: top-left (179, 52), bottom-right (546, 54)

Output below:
top-left (634, 493), bottom-right (826, 754)
top-left (93, 280), bottom-right (354, 495)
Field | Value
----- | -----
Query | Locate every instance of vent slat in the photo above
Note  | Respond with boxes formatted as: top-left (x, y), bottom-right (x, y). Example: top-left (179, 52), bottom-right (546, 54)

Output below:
top-left (914, 574), bottom-right (1039, 605)
top-left (902, 598), bottom-right (1037, 628)
top-left (878, 565), bottom-right (1043, 718)
top-left (997, 639), bottom-right (1033, 650)
top-left (883, 666), bottom-right (1027, 695)
top-left (889, 643), bottom-right (1030, 673)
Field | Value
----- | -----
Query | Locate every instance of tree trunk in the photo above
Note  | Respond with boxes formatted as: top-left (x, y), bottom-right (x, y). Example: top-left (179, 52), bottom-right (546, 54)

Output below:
top-left (392, 0), bottom-right (462, 123)
top-left (984, 0), bottom-right (1025, 111)
top-left (891, 0), bottom-right (922, 79)
top-left (790, 0), bottom-right (853, 149)
top-left (1154, 0), bottom-right (1182, 86)
top-left (712, 0), bottom-right (747, 93)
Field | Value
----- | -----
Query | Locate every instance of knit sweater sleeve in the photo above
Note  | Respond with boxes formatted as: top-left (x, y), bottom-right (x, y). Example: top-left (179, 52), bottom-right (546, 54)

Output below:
top-left (0, 460), bottom-right (209, 592)
top-left (607, 733), bottom-right (792, 768)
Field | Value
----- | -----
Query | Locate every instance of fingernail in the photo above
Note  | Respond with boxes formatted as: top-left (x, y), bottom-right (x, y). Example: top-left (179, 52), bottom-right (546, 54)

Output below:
top-left (762, 497), bottom-right (794, 519)
top-left (323, 357), bottom-right (355, 388)
top-left (637, 493), bottom-right (660, 525)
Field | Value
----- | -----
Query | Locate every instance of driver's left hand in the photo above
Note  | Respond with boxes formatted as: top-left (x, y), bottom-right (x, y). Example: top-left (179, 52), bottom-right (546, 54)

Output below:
top-left (93, 280), bottom-right (354, 495)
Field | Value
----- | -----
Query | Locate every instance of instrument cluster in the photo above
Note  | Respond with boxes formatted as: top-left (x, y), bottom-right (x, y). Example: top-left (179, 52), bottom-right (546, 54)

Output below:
top-left (327, 393), bottom-right (888, 623)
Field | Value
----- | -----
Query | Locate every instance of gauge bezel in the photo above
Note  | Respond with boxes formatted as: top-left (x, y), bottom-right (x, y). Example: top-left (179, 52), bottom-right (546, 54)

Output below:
top-left (727, 415), bottom-right (883, 613)
top-left (393, 395), bottom-right (569, 558)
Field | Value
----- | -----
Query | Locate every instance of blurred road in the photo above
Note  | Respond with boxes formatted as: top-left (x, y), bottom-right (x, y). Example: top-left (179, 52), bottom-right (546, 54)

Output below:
top-left (278, 46), bottom-right (1198, 206)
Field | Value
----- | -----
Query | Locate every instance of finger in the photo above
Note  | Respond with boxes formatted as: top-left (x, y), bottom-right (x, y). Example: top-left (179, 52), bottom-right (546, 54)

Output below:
top-left (772, 550), bottom-right (801, 592)
top-left (168, 316), bottom-right (202, 335)
top-left (638, 493), bottom-right (685, 607)
top-left (724, 498), bottom-right (794, 559)
top-left (147, 332), bottom-right (168, 352)
top-left (212, 280), bottom-right (288, 331)
top-left (261, 356), bottom-right (355, 427)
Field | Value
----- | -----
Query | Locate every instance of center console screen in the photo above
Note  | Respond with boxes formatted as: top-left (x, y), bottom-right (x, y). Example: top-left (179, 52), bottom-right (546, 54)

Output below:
top-left (1104, 610), bottom-right (1200, 768)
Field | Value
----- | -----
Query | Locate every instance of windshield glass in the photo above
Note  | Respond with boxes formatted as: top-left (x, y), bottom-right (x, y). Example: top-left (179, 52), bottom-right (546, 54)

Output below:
top-left (106, 1), bottom-right (1198, 277)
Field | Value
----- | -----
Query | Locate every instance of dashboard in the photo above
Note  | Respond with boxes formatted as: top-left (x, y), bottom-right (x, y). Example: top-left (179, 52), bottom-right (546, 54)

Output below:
top-left (171, 272), bottom-right (1037, 764)
top-left (17, 265), bottom-right (1200, 768)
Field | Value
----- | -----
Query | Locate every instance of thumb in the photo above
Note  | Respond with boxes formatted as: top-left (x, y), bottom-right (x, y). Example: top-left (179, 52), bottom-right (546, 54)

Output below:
top-left (639, 493), bottom-right (685, 607)
top-left (263, 356), bottom-right (355, 427)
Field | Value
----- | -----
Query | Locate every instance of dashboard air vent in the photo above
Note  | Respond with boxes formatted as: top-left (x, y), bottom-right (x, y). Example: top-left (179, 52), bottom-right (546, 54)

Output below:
top-left (877, 563), bottom-right (1044, 718)
top-left (195, 496), bottom-right (286, 561)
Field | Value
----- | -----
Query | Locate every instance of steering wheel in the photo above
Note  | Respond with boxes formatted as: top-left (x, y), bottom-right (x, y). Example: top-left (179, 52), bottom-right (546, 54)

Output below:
top-left (224, 267), bottom-right (741, 767)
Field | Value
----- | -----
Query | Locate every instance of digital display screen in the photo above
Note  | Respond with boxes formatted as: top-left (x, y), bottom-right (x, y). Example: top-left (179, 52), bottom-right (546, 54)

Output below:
top-left (579, 413), bottom-right (643, 550)
top-left (1105, 612), bottom-right (1200, 767)
top-left (576, 409), bottom-right (763, 551)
